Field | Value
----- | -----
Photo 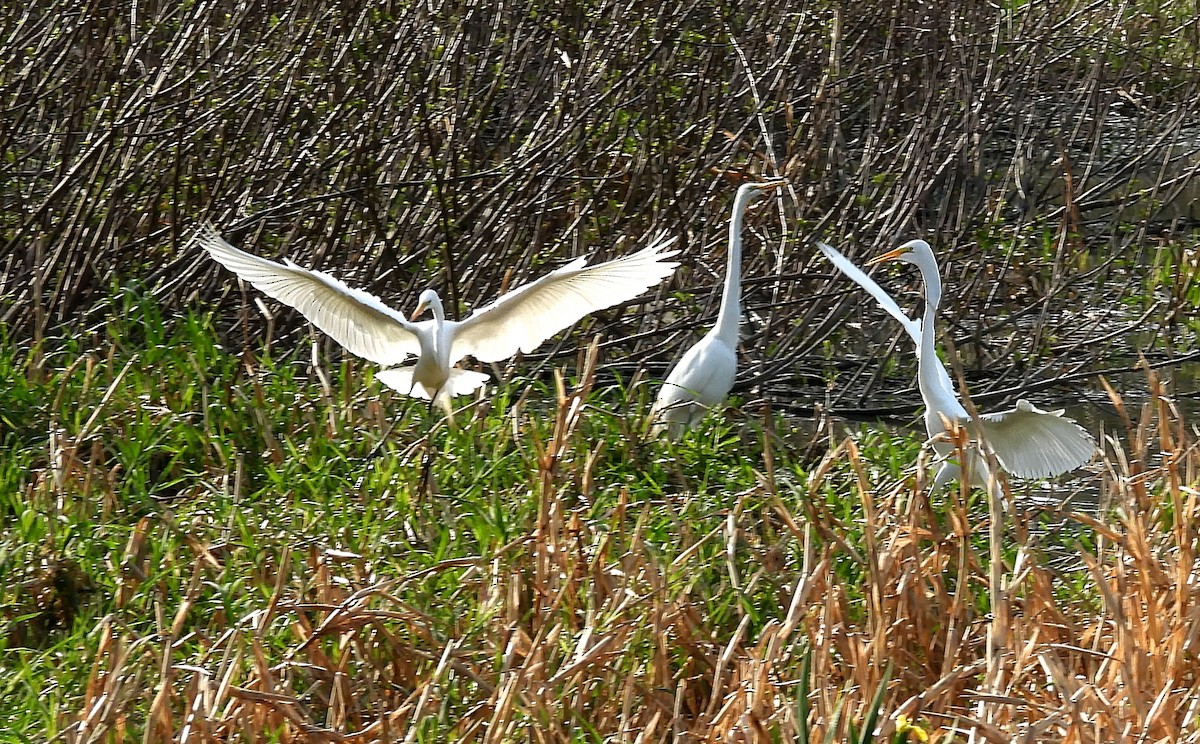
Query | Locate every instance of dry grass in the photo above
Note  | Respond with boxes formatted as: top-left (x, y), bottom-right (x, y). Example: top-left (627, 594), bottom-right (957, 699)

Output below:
top-left (46, 355), bottom-right (1200, 743)
top-left (3, 0), bottom-right (1200, 740)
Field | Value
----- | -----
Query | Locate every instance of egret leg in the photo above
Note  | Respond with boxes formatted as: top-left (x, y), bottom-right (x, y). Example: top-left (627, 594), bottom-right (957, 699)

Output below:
top-left (431, 387), bottom-right (459, 427)
top-left (932, 461), bottom-right (959, 491)
top-left (356, 417), bottom-right (402, 494)
top-left (418, 436), bottom-right (436, 499)
top-left (363, 417), bottom-right (401, 466)
top-left (418, 396), bottom-right (443, 499)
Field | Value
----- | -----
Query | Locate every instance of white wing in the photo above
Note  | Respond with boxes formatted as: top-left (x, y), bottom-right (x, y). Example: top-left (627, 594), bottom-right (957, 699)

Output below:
top-left (196, 224), bottom-right (422, 365)
top-left (448, 232), bottom-right (679, 363)
top-left (817, 240), bottom-right (956, 397)
top-left (375, 367), bottom-right (433, 399)
top-left (817, 242), bottom-right (920, 343)
top-left (978, 399), bottom-right (1097, 479)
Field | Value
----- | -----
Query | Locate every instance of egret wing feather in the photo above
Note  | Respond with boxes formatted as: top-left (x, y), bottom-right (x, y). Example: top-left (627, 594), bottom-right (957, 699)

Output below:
top-left (817, 242), bottom-right (921, 342)
top-left (450, 232), bottom-right (679, 363)
top-left (375, 368), bottom-right (430, 399)
top-left (817, 240), bottom-right (956, 397)
top-left (197, 225), bottom-right (422, 366)
top-left (444, 368), bottom-right (490, 396)
top-left (376, 366), bottom-right (488, 400)
top-left (978, 400), bottom-right (1097, 479)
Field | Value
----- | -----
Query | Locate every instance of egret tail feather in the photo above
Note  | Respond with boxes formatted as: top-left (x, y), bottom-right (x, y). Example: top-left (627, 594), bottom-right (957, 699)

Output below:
top-left (376, 367), bottom-right (431, 399)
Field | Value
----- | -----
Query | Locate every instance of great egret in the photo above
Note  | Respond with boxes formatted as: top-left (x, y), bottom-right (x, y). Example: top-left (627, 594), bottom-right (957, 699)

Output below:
top-left (651, 179), bottom-right (788, 438)
top-left (817, 239), bottom-right (1096, 490)
top-left (197, 224), bottom-right (679, 413)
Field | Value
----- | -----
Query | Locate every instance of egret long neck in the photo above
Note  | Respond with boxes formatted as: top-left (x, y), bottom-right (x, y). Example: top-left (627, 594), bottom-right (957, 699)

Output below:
top-left (429, 299), bottom-right (450, 363)
top-left (714, 191), bottom-right (753, 344)
top-left (915, 264), bottom-right (960, 420)
top-left (917, 264), bottom-right (943, 385)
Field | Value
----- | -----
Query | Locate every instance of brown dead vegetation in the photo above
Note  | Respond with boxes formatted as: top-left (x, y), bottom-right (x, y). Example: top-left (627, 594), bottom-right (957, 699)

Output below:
top-left (59, 363), bottom-right (1200, 743)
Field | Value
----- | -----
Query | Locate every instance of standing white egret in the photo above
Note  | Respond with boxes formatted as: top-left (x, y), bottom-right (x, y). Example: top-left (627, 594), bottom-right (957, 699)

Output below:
top-left (651, 179), bottom-right (787, 438)
top-left (817, 239), bottom-right (1096, 489)
top-left (197, 225), bottom-right (679, 413)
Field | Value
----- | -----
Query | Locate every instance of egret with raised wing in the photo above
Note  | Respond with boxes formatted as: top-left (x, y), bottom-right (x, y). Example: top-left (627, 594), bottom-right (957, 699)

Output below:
top-left (818, 239), bottom-right (1096, 490)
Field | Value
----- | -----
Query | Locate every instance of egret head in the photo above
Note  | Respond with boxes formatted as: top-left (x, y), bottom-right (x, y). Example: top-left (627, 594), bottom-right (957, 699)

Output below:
top-left (866, 239), bottom-right (933, 268)
top-left (411, 289), bottom-right (442, 321)
top-left (736, 178), bottom-right (789, 207)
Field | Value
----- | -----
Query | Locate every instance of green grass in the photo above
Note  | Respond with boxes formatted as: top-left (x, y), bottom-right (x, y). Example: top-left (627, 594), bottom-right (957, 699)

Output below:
top-left (0, 298), bottom-right (877, 738)
top-left (2, 292), bottom-right (1195, 742)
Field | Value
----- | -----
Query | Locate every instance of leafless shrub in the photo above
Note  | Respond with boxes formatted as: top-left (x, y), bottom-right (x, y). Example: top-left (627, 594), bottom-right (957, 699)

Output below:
top-left (2, 0), bottom-right (1198, 409)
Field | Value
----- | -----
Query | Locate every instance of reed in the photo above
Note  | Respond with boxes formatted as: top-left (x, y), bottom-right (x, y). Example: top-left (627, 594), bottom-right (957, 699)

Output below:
top-left (1, 305), bottom-right (1196, 741)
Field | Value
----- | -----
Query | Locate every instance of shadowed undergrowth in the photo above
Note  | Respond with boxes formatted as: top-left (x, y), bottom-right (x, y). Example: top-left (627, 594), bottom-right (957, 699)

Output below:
top-left (2, 308), bottom-right (1199, 742)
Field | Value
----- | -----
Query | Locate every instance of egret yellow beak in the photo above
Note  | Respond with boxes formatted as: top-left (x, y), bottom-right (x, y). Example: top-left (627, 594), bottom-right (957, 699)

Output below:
top-left (757, 179), bottom-right (789, 191)
top-left (866, 246), bottom-right (910, 266)
top-left (410, 301), bottom-right (429, 321)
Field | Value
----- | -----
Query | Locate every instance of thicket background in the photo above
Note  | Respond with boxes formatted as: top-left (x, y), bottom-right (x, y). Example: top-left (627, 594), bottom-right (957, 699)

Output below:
top-left (4, 0), bottom-right (1198, 415)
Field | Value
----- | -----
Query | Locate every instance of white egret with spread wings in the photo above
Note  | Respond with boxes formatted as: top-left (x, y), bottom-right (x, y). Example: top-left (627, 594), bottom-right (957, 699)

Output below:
top-left (198, 225), bottom-right (679, 413)
top-left (818, 239), bottom-right (1096, 490)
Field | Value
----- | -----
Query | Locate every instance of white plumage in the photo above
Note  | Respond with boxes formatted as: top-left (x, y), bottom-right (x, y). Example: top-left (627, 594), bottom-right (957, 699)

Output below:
top-left (651, 180), bottom-right (787, 438)
top-left (818, 239), bottom-right (1096, 490)
top-left (197, 224), bottom-right (679, 412)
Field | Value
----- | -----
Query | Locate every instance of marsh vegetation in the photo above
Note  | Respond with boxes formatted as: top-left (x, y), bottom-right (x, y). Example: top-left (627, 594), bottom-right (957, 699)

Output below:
top-left (2, 0), bottom-right (1200, 740)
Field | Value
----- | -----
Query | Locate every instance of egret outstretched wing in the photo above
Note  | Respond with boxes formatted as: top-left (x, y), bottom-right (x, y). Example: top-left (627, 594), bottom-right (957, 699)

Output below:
top-left (979, 400), bottom-right (1097, 479)
top-left (450, 232), bottom-right (679, 363)
top-left (818, 240), bottom-right (956, 398)
top-left (197, 225), bottom-right (422, 366)
top-left (817, 241), bottom-right (920, 342)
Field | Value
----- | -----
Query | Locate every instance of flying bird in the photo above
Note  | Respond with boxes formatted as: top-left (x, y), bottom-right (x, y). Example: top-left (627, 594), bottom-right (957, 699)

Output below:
top-left (818, 239), bottom-right (1096, 490)
top-left (198, 224), bottom-right (679, 413)
top-left (651, 179), bottom-right (787, 438)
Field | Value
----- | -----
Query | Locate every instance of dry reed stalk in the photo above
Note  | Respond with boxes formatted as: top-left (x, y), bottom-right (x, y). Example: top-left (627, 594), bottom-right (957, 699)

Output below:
top-left (57, 362), bottom-right (1200, 742)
